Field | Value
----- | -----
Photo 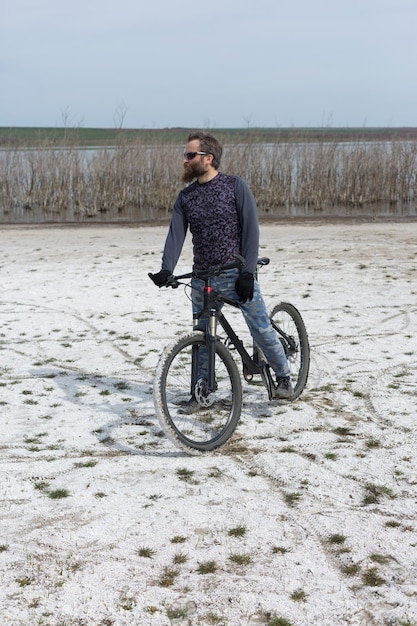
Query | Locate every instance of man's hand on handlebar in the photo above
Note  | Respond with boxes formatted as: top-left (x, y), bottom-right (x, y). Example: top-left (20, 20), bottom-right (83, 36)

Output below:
top-left (148, 270), bottom-right (179, 288)
top-left (148, 269), bottom-right (171, 287)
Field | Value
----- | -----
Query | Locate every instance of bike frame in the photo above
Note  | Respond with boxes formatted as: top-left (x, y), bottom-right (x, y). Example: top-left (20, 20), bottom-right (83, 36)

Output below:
top-left (169, 257), bottom-right (295, 401)
top-left (193, 275), bottom-right (263, 394)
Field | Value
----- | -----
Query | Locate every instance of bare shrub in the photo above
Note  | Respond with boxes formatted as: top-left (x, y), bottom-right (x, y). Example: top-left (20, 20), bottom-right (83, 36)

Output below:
top-left (293, 142), bottom-right (339, 209)
top-left (1, 133), bottom-right (416, 222)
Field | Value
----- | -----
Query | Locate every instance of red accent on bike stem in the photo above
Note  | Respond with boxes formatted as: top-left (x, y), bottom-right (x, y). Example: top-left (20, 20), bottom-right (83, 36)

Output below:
top-left (204, 286), bottom-right (213, 293)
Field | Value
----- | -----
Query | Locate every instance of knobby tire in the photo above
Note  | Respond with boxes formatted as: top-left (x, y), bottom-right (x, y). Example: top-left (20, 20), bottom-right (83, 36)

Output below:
top-left (269, 302), bottom-right (310, 399)
top-left (153, 332), bottom-right (242, 454)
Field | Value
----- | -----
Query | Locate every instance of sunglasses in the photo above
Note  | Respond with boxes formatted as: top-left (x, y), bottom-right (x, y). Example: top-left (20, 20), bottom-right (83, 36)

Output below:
top-left (183, 151), bottom-right (210, 160)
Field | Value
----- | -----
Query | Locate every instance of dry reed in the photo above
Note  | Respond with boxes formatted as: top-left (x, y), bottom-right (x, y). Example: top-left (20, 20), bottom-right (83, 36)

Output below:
top-left (1, 136), bottom-right (416, 222)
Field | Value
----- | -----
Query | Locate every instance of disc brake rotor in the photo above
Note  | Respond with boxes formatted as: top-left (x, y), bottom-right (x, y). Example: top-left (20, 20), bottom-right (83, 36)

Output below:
top-left (194, 378), bottom-right (215, 407)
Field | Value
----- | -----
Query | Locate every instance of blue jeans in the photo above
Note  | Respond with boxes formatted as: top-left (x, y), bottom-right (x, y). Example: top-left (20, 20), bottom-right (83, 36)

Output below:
top-left (191, 269), bottom-right (290, 380)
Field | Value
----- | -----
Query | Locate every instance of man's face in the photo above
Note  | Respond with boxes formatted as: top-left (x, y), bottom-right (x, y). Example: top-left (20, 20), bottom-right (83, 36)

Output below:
top-left (182, 140), bottom-right (210, 182)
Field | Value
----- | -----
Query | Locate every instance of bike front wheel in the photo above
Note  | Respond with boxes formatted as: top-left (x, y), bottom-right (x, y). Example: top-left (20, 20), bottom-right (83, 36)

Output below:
top-left (269, 302), bottom-right (310, 400)
top-left (153, 332), bottom-right (242, 453)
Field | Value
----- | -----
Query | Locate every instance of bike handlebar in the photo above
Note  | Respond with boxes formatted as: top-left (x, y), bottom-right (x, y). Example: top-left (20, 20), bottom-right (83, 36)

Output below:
top-left (152, 254), bottom-right (270, 289)
top-left (172, 254), bottom-right (245, 284)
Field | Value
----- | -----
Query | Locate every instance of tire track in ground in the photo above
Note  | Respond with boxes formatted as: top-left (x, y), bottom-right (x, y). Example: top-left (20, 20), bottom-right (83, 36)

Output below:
top-left (230, 434), bottom-right (416, 625)
top-left (0, 299), bottom-right (162, 383)
top-left (223, 297), bottom-right (417, 623)
top-left (230, 450), bottom-right (374, 625)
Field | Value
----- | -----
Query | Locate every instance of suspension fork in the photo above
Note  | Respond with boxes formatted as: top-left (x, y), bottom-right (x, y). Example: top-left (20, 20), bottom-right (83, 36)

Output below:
top-left (205, 278), bottom-right (218, 391)
top-left (207, 304), bottom-right (217, 392)
top-left (191, 278), bottom-right (218, 394)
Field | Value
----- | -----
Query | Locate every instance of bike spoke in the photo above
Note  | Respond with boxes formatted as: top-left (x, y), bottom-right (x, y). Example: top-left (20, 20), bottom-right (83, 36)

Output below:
top-left (154, 333), bottom-right (242, 453)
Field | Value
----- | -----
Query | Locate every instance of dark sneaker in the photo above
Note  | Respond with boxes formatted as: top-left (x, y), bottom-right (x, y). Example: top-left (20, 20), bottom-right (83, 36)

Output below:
top-left (177, 397), bottom-right (203, 415)
top-left (273, 377), bottom-right (294, 400)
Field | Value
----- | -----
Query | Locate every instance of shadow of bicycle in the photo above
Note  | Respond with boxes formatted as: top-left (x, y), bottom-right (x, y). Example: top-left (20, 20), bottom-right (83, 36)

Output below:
top-left (30, 365), bottom-right (186, 458)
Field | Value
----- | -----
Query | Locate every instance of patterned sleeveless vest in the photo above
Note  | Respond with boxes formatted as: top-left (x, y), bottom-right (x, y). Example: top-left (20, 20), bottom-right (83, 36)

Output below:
top-left (180, 172), bottom-right (241, 270)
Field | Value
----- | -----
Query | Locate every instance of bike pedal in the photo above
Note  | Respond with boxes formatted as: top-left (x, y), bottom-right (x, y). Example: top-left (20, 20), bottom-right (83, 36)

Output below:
top-left (243, 365), bottom-right (253, 382)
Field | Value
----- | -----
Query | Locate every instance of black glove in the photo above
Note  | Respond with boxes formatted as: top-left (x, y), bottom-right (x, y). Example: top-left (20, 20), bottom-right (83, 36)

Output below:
top-left (148, 269), bottom-right (171, 288)
top-left (235, 272), bottom-right (254, 303)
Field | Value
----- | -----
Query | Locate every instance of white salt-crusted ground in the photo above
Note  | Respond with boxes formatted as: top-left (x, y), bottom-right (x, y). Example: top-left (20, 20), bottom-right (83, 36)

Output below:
top-left (0, 221), bottom-right (416, 626)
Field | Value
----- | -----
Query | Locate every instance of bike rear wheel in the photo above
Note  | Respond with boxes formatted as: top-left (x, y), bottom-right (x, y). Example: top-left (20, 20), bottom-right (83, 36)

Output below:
top-left (269, 302), bottom-right (310, 399)
top-left (153, 332), bottom-right (242, 453)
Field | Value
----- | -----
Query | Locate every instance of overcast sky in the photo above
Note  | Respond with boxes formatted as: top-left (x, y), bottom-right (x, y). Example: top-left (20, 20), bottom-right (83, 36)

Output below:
top-left (2, 0), bottom-right (416, 129)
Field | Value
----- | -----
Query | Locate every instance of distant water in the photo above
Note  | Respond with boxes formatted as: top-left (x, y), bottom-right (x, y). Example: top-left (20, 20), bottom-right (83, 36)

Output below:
top-left (0, 202), bottom-right (415, 225)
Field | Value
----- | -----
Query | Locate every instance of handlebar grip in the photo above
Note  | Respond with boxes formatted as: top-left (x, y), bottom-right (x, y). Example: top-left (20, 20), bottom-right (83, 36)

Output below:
top-left (166, 275), bottom-right (180, 289)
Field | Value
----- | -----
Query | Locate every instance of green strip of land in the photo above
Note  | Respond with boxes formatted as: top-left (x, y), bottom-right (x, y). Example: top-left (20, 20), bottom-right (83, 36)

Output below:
top-left (1, 126), bottom-right (417, 147)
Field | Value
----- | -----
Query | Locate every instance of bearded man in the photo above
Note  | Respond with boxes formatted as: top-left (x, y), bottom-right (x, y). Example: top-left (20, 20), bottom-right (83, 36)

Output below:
top-left (149, 131), bottom-right (293, 408)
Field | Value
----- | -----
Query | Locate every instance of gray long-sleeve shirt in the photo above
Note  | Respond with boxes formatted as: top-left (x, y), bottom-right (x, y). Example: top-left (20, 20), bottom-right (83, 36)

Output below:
top-left (161, 172), bottom-right (260, 275)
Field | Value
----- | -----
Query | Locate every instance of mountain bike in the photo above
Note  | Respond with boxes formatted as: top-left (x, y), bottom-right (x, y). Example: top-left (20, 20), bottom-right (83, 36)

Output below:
top-left (152, 256), bottom-right (310, 454)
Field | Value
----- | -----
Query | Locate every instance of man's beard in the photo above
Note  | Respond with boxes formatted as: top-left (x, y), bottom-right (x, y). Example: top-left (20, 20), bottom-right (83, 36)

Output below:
top-left (181, 158), bottom-right (207, 183)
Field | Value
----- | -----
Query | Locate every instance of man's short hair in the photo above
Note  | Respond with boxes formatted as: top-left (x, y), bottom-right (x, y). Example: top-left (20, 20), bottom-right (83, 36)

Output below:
top-left (188, 131), bottom-right (222, 169)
